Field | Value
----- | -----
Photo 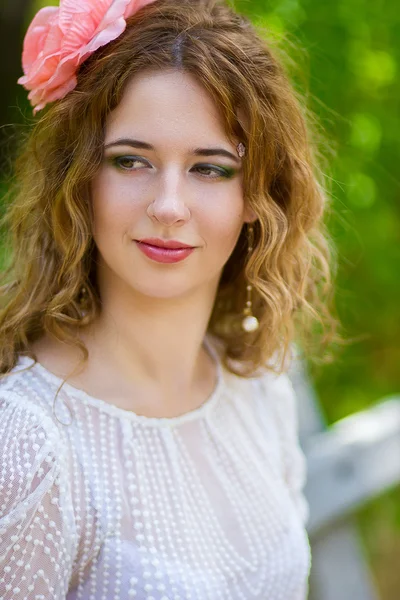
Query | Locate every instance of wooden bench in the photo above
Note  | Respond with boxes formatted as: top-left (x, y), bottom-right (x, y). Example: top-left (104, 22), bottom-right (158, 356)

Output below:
top-left (288, 349), bottom-right (400, 600)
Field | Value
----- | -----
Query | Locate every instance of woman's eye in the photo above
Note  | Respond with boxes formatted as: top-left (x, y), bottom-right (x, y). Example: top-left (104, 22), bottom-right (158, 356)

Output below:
top-left (112, 156), bottom-right (149, 170)
top-left (109, 157), bottom-right (234, 179)
top-left (192, 165), bottom-right (232, 179)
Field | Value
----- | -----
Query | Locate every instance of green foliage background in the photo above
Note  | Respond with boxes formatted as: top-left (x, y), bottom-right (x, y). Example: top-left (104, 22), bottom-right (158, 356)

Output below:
top-left (7, 0), bottom-right (400, 597)
top-left (233, 1), bottom-right (400, 597)
top-left (234, 0), bottom-right (400, 416)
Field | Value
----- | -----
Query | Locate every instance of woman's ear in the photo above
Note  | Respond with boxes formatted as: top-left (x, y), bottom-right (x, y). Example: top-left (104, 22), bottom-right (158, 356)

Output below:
top-left (243, 207), bottom-right (258, 223)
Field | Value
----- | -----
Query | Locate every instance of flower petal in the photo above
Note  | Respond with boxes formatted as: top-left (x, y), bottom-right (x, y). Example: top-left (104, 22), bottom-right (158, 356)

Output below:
top-left (44, 52), bottom-right (80, 91)
top-left (25, 54), bottom-right (61, 88)
top-left (125, 0), bottom-right (156, 19)
top-left (60, 11), bottom-right (98, 55)
top-left (71, 0), bottom-right (121, 28)
top-left (58, 0), bottom-right (98, 34)
top-left (30, 71), bottom-right (78, 114)
top-left (19, 0), bottom-right (158, 113)
top-left (81, 17), bottom-right (127, 57)
top-left (39, 23), bottom-right (64, 63)
top-left (21, 7), bottom-right (59, 73)
top-left (97, 0), bottom-right (132, 29)
top-left (42, 75), bottom-right (78, 103)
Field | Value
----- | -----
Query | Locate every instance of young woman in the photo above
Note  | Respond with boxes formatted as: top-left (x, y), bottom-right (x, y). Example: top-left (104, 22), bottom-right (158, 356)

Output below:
top-left (0, 0), bottom-right (342, 598)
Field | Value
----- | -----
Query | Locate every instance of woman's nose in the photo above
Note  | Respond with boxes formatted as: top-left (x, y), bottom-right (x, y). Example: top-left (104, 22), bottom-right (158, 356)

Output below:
top-left (147, 169), bottom-right (191, 226)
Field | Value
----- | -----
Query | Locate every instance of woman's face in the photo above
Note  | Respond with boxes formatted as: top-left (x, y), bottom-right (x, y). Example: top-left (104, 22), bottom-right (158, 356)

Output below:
top-left (91, 69), bottom-right (256, 302)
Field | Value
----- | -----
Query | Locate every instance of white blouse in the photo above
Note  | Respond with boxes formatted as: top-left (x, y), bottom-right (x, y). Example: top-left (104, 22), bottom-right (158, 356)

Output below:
top-left (0, 334), bottom-right (311, 600)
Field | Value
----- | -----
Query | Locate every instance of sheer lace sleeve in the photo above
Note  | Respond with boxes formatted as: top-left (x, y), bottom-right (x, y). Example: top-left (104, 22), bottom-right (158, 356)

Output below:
top-left (0, 393), bottom-right (78, 598)
top-left (262, 372), bottom-right (310, 526)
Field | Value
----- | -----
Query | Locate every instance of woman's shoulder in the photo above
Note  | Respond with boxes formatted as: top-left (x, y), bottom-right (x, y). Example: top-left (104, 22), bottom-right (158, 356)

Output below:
top-left (0, 359), bottom-right (72, 505)
top-left (0, 380), bottom-right (66, 468)
top-left (0, 359), bottom-right (79, 597)
top-left (0, 358), bottom-right (74, 514)
top-left (217, 340), bottom-right (300, 427)
top-left (1, 354), bottom-right (47, 394)
top-left (0, 355), bottom-right (70, 438)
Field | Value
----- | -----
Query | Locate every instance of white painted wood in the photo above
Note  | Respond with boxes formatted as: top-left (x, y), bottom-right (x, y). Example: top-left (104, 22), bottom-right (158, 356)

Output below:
top-left (287, 354), bottom-right (398, 600)
top-left (308, 520), bottom-right (380, 600)
top-left (303, 397), bottom-right (400, 535)
top-left (287, 345), bottom-right (326, 441)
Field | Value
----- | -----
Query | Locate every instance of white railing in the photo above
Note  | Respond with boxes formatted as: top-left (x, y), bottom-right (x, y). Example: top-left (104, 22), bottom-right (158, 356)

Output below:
top-left (289, 354), bottom-right (400, 600)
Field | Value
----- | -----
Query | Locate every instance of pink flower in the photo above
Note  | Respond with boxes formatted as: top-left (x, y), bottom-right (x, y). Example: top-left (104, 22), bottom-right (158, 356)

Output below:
top-left (18, 0), bottom-right (156, 114)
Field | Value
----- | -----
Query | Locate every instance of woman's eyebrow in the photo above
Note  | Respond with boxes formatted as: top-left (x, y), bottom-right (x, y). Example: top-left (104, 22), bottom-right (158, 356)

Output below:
top-left (103, 138), bottom-right (241, 163)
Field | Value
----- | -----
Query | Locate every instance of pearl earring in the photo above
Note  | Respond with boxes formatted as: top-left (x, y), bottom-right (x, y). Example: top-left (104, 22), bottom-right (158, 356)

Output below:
top-left (242, 223), bottom-right (260, 332)
top-left (78, 284), bottom-right (89, 318)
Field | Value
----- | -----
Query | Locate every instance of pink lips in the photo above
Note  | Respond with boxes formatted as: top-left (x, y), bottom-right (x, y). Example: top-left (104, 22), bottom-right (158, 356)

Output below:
top-left (135, 241), bottom-right (195, 263)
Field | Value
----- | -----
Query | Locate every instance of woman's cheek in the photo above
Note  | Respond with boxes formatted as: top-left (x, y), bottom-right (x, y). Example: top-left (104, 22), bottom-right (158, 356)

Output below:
top-left (91, 176), bottom-right (135, 236)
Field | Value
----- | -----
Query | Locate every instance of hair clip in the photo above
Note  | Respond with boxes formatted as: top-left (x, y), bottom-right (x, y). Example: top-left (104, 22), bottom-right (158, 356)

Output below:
top-left (236, 142), bottom-right (246, 158)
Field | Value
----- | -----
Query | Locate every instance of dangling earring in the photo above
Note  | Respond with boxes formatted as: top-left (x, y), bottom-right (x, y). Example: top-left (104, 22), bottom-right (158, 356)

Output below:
top-left (78, 284), bottom-right (89, 318)
top-left (242, 223), bottom-right (260, 332)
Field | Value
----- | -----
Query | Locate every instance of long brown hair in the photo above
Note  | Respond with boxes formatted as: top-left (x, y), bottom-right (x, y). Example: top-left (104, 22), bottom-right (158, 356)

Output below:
top-left (0, 0), bottom-right (348, 380)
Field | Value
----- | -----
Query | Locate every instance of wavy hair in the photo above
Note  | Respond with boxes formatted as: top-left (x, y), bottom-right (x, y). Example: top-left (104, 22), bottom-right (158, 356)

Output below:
top-left (0, 0), bottom-right (348, 382)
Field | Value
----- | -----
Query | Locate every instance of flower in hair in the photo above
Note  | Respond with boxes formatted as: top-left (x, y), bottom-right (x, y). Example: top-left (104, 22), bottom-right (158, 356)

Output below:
top-left (18, 0), bottom-right (156, 114)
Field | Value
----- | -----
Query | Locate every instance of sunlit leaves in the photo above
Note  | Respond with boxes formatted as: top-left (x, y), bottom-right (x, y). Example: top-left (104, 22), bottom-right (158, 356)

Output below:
top-left (349, 113), bottom-right (382, 155)
top-left (349, 45), bottom-right (397, 89)
top-left (346, 172), bottom-right (376, 208)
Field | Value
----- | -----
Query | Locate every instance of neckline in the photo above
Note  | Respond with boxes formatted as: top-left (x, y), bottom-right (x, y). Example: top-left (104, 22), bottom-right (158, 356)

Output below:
top-left (16, 333), bottom-right (225, 428)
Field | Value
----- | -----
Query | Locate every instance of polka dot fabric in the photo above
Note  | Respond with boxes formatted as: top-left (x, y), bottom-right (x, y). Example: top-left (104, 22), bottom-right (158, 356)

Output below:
top-left (0, 335), bottom-right (311, 599)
